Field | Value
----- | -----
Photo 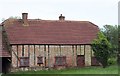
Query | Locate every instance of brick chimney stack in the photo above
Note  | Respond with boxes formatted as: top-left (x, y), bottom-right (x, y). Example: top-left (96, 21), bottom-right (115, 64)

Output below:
top-left (59, 14), bottom-right (65, 21)
top-left (22, 13), bottom-right (29, 26)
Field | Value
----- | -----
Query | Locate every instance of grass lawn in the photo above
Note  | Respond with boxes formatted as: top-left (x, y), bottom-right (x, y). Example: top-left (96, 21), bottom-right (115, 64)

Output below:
top-left (6, 64), bottom-right (118, 75)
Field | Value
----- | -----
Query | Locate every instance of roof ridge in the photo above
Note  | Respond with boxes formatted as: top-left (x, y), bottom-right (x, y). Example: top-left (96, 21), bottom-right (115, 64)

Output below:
top-left (27, 19), bottom-right (91, 23)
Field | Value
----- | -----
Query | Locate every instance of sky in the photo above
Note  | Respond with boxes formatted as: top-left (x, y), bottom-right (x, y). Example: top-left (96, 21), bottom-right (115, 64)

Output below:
top-left (0, 0), bottom-right (119, 28)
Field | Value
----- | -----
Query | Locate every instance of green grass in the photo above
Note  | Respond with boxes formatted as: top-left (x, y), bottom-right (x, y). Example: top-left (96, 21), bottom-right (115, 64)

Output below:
top-left (9, 64), bottom-right (118, 74)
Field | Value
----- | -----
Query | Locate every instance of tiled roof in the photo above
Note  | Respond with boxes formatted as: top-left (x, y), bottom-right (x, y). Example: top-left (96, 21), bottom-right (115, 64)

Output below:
top-left (4, 19), bottom-right (99, 45)
top-left (0, 29), bottom-right (11, 57)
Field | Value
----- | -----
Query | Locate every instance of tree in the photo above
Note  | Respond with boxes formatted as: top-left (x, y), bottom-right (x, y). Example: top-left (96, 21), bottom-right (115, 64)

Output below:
top-left (92, 32), bottom-right (112, 68)
top-left (118, 25), bottom-right (120, 65)
top-left (101, 25), bottom-right (118, 57)
top-left (8, 16), bottom-right (21, 19)
top-left (2, 16), bottom-right (21, 26)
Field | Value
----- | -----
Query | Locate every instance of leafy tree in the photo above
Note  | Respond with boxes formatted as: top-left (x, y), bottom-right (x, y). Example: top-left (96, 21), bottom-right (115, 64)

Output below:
top-left (1, 16), bottom-right (21, 22)
top-left (101, 25), bottom-right (118, 57)
top-left (118, 25), bottom-right (120, 65)
top-left (8, 16), bottom-right (21, 19)
top-left (2, 16), bottom-right (21, 26)
top-left (92, 32), bottom-right (112, 68)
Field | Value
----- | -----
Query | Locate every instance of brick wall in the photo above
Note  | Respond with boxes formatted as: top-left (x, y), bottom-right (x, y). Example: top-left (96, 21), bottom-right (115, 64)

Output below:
top-left (11, 45), bottom-right (92, 69)
top-left (85, 45), bottom-right (91, 66)
top-left (12, 45), bottom-right (17, 67)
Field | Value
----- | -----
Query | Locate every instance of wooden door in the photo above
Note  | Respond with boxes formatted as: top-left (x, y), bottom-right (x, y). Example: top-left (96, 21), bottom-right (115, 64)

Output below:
top-left (77, 55), bottom-right (85, 67)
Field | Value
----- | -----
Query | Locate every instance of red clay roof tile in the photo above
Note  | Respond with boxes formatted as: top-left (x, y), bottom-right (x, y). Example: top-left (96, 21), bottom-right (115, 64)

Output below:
top-left (0, 30), bottom-right (11, 57)
top-left (4, 19), bottom-right (99, 45)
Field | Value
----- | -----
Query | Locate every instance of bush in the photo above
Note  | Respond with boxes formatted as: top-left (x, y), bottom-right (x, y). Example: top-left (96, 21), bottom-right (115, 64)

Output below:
top-left (92, 32), bottom-right (112, 68)
top-left (108, 58), bottom-right (117, 65)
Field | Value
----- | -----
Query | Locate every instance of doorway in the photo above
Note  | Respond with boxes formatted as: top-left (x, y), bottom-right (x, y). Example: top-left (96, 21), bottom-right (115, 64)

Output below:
top-left (1, 57), bottom-right (11, 74)
top-left (77, 55), bottom-right (85, 67)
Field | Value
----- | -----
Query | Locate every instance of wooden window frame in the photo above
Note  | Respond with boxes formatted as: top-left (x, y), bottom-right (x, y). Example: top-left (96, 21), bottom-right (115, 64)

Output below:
top-left (37, 56), bottom-right (43, 64)
top-left (54, 56), bottom-right (66, 66)
top-left (20, 57), bottom-right (29, 67)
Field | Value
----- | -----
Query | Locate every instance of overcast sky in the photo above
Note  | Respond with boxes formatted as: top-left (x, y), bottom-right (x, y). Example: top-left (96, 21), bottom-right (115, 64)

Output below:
top-left (0, 0), bottom-right (119, 27)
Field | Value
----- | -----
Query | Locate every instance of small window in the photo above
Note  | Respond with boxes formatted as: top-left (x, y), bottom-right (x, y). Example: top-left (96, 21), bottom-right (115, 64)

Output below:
top-left (37, 56), bottom-right (43, 64)
top-left (55, 56), bottom-right (66, 66)
top-left (20, 57), bottom-right (29, 67)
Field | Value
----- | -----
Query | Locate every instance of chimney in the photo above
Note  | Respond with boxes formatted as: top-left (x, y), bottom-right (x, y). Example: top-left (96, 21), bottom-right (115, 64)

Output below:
top-left (59, 14), bottom-right (65, 21)
top-left (22, 13), bottom-right (29, 26)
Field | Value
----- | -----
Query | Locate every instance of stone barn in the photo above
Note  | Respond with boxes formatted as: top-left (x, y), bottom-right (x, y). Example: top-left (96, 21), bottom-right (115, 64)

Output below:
top-left (1, 13), bottom-right (100, 71)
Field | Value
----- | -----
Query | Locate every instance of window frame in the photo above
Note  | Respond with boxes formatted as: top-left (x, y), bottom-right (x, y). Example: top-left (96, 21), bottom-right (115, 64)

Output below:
top-left (19, 57), bottom-right (29, 67)
top-left (54, 56), bottom-right (66, 66)
top-left (37, 56), bottom-right (43, 64)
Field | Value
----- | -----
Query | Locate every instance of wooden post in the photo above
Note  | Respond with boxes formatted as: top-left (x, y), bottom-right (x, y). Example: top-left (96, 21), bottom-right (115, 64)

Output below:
top-left (59, 45), bottom-right (61, 56)
top-left (76, 45), bottom-right (77, 66)
top-left (84, 45), bottom-right (85, 66)
top-left (72, 45), bottom-right (74, 66)
top-left (22, 45), bottom-right (24, 57)
top-left (34, 45), bottom-right (35, 65)
top-left (91, 45), bottom-right (92, 65)
top-left (28, 45), bottom-right (30, 68)
top-left (48, 45), bottom-right (50, 68)
top-left (44, 45), bottom-right (46, 67)
top-left (17, 45), bottom-right (18, 67)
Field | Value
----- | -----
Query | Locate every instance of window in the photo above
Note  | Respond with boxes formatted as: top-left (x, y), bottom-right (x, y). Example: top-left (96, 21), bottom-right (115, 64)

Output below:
top-left (20, 57), bottom-right (29, 67)
top-left (80, 45), bottom-right (84, 55)
top-left (55, 56), bottom-right (66, 66)
top-left (37, 56), bottom-right (43, 64)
